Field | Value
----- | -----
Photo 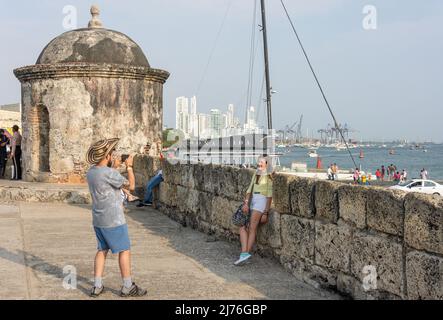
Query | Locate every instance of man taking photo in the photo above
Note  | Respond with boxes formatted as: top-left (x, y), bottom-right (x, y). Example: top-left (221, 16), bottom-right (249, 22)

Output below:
top-left (86, 138), bottom-right (147, 298)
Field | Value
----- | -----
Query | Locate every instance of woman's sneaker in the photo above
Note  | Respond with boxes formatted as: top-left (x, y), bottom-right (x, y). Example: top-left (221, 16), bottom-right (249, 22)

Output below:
top-left (234, 253), bottom-right (252, 266)
top-left (90, 286), bottom-right (104, 297)
top-left (120, 282), bottom-right (147, 297)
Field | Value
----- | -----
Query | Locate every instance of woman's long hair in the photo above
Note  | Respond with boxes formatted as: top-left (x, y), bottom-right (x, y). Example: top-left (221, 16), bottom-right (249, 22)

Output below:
top-left (255, 156), bottom-right (274, 184)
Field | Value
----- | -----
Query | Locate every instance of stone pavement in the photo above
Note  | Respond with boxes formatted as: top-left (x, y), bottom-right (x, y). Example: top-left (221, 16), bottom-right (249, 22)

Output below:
top-left (0, 201), bottom-right (341, 300)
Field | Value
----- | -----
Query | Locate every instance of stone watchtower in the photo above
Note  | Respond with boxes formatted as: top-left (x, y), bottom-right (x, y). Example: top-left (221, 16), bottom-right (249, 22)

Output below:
top-left (14, 6), bottom-right (169, 183)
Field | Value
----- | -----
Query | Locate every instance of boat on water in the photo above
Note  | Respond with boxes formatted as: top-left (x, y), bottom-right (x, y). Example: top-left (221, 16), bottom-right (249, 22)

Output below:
top-left (389, 149), bottom-right (396, 155)
top-left (308, 150), bottom-right (318, 158)
top-left (359, 149), bottom-right (364, 159)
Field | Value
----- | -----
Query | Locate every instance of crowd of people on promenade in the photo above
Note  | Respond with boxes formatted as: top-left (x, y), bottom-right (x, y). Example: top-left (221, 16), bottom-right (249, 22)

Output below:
top-left (350, 163), bottom-right (431, 185)
top-left (373, 164), bottom-right (408, 182)
top-left (0, 125), bottom-right (22, 180)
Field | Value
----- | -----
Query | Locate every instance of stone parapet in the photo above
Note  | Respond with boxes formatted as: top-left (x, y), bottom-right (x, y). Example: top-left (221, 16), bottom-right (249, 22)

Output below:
top-left (134, 156), bottom-right (443, 300)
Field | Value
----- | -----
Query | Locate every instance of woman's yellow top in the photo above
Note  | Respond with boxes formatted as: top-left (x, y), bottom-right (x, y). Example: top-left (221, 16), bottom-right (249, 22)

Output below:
top-left (246, 173), bottom-right (273, 197)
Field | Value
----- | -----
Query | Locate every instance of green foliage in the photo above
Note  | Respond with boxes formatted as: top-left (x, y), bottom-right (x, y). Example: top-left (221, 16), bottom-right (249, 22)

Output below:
top-left (162, 129), bottom-right (184, 148)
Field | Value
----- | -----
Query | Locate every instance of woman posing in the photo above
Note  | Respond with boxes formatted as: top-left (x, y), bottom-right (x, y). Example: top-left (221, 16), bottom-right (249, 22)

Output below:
top-left (235, 156), bottom-right (273, 266)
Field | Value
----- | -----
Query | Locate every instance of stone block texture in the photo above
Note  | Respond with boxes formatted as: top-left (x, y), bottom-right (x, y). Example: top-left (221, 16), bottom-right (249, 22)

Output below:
top-left (338, 184), bottom-right (367, 229)
top-left (404, 193), bottom-right (443, 255)
top-left (366, 188), bottom-right (405, 236)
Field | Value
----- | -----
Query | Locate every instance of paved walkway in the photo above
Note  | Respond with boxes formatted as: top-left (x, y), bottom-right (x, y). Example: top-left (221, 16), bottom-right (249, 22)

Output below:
top-left (0, 201), bottom-right (341, 300)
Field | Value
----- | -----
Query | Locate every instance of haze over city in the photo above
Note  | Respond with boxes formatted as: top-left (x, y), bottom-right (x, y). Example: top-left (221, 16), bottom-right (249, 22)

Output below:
top-left (1, 0), bottom-right (442, 142)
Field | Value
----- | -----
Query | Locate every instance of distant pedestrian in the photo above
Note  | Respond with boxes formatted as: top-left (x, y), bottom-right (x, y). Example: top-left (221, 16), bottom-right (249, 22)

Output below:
top-left (327, 165), bottom-right (334, 180)
top-left (381, 165), bottom-right (385, 181)
top-left (353, 168), bottom-right (360, 184)
top-left (0, 129), bottom-right (10, 178)
top-left (388, 164), bottom-right (395, 181)
top-left (332, 163), bottom-right (339, 180)
top-left (420, 168), bottom-right (428, 180)
top-left (401, 169), bottom-right (407, 182)
top-left (375, 169), bottom-right (381, 181)
top-left (10, 125), bottom-right (22, 180)
top-left (361, 174), bottom-right (367, 185)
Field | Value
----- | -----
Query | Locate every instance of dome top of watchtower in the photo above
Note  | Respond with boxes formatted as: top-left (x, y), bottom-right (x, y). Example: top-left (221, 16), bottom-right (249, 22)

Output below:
top-left (36, 5), bottom-right (150, 67)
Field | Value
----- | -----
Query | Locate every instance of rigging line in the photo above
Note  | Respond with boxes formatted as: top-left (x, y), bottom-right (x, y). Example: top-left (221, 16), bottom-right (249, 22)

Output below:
top-left (254, 71), bottom-right (266, 127)
top-left (280, 0), bottom-right (358, 169)
top-left (246, 0), bottom-right (258, 123)
top-left (249, 22), bottom-right (262, 104)
top-left (195, 0), bottom-right (233, 96)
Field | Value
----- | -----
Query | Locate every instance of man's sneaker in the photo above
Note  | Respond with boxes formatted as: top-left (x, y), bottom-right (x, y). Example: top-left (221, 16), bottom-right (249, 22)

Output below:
top-left (120, 283), bottom-right (147, 297)
top-left (90, 286), bottom-right (104, 297)
top-left (234, 253), bottom-right (252, 266)
top-left (136, 201), bottom-right (152, 208)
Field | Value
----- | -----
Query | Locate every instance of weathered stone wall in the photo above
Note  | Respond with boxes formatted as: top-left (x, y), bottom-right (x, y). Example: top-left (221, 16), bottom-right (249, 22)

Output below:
top-left (17, 68), bottom-right (165, 183)
top-left (134, 156), bottom-right (443, 300)
top-left (0, 109), bottom-right (21, 130)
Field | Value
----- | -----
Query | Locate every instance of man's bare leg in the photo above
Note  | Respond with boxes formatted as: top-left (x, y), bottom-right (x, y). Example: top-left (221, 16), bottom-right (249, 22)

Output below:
top-left (119, 250), bottom-right (131, 279)
top-left (93, 250), bottom-right (108, 290)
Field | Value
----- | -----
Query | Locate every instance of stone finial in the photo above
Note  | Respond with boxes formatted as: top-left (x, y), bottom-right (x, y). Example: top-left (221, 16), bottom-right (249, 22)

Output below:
top-left (88, 5), bottom-right (103, 28)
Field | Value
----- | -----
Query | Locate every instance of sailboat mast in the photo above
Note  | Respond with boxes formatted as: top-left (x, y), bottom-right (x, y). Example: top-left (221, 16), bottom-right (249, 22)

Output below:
top-left (260, 0), bottom-right (273, 130)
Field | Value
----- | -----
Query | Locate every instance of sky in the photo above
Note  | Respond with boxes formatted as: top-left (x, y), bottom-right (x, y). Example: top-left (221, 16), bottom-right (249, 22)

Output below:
top-left (0, 0), bottom-right (442, 142)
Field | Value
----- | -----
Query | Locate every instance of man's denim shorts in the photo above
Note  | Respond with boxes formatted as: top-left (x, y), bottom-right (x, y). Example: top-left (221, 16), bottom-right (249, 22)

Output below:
top-left (94, 224), bottom-right (131, 254)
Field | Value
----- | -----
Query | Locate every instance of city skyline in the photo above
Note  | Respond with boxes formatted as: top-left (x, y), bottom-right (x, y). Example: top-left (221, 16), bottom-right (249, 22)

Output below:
top-left (0, 1), bottom-right (442, 142)
top-left (175, 95), bottom-right (262, 139)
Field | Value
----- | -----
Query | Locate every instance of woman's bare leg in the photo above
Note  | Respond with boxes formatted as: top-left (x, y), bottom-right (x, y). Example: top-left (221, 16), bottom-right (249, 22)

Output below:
top-left (246, 211), bottom-right (262, 253)
top-left (239, 226), bottom-right (249, 253)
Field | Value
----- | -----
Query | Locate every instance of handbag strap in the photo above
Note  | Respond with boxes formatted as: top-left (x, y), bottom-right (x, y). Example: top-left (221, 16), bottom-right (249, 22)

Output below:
top-left (248, 173), bottom-right (257, 203)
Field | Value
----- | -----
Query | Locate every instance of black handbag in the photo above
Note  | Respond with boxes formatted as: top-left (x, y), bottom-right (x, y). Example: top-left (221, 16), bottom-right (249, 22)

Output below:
top-left (232, 174), bottom-right (255, 227)
top-left (232, 204), bottom-right (250, 227)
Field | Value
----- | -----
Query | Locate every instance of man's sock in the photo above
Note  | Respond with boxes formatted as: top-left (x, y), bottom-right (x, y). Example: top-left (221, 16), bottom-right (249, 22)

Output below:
top-left (94, 277), bottom-right (103, 289)
top-left (123, 277), bottom-right (133, 289)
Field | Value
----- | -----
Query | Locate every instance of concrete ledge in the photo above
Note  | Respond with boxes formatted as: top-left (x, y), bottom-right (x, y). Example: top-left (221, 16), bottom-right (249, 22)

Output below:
top-left (0, 180), bottom-right (91, 204)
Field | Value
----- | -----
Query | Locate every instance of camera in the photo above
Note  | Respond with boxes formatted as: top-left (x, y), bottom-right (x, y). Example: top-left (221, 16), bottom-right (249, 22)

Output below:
top-left (121, 154), bottom-right (130, 162)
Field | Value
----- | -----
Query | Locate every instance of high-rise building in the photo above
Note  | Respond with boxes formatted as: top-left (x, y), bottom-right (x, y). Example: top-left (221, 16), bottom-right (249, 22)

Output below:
top-left (189, 96), bottom-right (198, 137)
top-left (222, 114), bottom-right (228, 130)
top-left (210, 109), bottom-right (222, 138)
top-left (176, 96), bottom-right (190, 135)
top-left (227, 104), bottom-right (234, 128)
top-left (245, 106), bottom-right (257, 131)
top-left (198, 113), bottom-right (211, 139)
top-left (190, 96), bottom-right (197, 115)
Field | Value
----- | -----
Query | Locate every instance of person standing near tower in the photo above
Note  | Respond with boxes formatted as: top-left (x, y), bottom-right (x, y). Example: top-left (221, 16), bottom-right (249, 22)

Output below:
top-left (10, 125), bottom-right (22, 180)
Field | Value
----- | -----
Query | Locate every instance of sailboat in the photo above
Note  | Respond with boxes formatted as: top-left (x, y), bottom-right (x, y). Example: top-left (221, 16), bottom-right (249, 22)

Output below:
top-left (359, 149), bottom-right (364, 159)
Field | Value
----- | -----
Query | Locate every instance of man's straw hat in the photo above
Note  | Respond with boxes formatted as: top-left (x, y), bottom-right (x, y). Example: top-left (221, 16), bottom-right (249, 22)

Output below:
top-left (86, 138), bottom-right (120, 165)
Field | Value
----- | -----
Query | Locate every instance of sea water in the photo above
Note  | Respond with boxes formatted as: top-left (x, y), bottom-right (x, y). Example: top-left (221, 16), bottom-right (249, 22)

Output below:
top-left (278, 143), bottom-right (443, 181)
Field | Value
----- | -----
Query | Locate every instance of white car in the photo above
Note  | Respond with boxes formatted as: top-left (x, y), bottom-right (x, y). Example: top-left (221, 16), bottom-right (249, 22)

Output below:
top-left (389, 179), bottom-right (443, 196)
